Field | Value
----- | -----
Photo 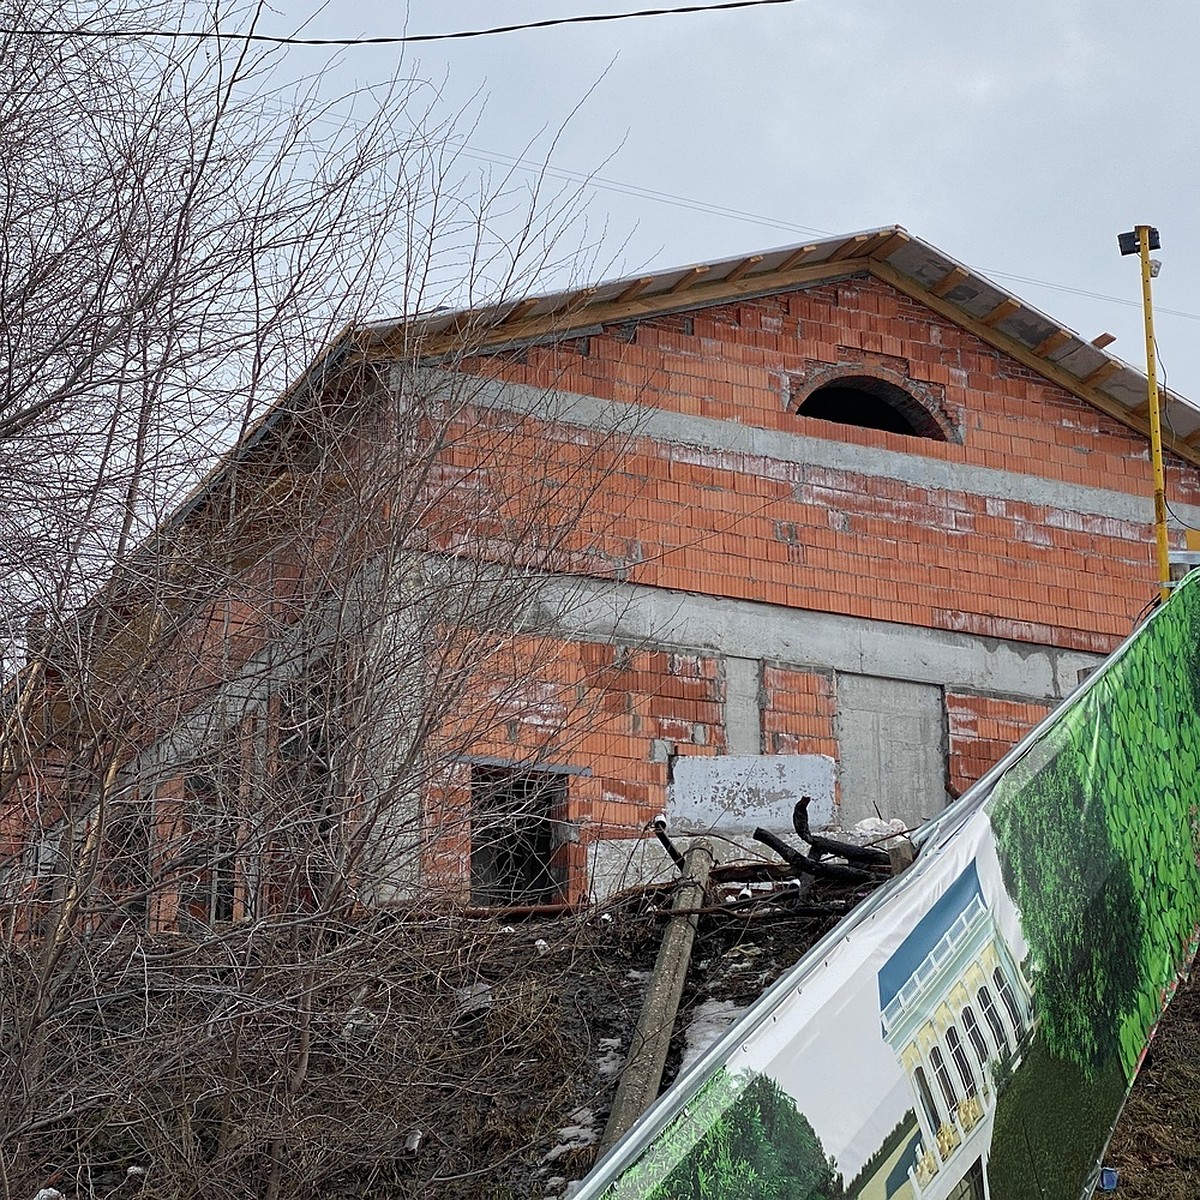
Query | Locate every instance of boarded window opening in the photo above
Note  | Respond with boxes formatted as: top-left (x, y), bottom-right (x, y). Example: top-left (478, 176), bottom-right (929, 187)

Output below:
top-left (798, 376), bottom-right (945, 440)
top-left (470, 766), bottom-right (567, 906)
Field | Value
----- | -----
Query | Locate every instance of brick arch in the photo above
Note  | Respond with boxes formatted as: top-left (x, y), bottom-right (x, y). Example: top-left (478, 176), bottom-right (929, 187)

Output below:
top-left (789, 363), bottom-right (959, 444)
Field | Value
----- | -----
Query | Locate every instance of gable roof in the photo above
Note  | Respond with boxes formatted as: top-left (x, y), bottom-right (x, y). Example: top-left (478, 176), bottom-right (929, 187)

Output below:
top-left (361, 225), bottom-right (1200, 470)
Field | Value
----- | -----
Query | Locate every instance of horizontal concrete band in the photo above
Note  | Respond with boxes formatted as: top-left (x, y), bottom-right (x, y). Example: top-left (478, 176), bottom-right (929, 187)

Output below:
top-left (421, 371), bottom-right (1200, 532)
top-left (127, 561), bottom-right (1097, 796)
top-left (536, 574), bottom-right (1103, 702)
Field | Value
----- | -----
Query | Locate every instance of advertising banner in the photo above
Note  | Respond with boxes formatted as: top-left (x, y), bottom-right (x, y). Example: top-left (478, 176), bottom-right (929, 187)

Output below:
top-left (575, 574), bottom-right (1200, 1200)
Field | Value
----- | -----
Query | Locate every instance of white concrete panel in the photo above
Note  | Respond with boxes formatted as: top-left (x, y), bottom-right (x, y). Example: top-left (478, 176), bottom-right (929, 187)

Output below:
top-left (668, 753), bottom-right (836, 834)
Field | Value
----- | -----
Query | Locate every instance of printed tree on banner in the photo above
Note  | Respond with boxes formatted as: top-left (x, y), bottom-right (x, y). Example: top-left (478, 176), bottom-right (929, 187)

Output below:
top-left (990, 577), bottom-right (1200, 1082)
top-left (990, 737), bottom-right (1142, 1079)
top-left (604, 1069), bottom-right (843, 1200)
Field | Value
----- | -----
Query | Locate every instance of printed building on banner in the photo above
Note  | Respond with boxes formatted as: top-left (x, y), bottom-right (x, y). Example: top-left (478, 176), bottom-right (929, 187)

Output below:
top-left (7, 226), bottom-right (1200, 924)
top-left (877, 862), bottom-right (1033, 1197)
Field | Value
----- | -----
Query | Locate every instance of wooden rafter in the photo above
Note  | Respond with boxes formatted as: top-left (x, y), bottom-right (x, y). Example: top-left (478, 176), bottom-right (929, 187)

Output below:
top-left (1081, 360), bottom-right (1121, 388)
top-left (1032, 329), bottom-right (1072, 358)
top-left (827, 234), bottom-right (873, 264)
top-left (777, 245), bottom-right (819, 272)
top-left (399, 256), bottom-right (873, 359)
top-left (499, 298), bottom-right (539, 325)
top-left (668, 266), bottom-right (709, 295)
top-left (980, 298), bottom-right (1020, 327)
top-left (930, 266), bottom-right (969, 298)
top-left (724, 255), bottom-right (764, 284)
top-left (615, 276), bottom-right (654, 304)
top-left (1131, 394), bottom-right (1163, 419)
top-left (554, 287), bottom-right (598, 314)
top-left (1090, 332), bottom-right (1117, 349)
top-left (871, 259), bottom-right (1200, 470)
top-left (868, 230), bottom-right (911, 261)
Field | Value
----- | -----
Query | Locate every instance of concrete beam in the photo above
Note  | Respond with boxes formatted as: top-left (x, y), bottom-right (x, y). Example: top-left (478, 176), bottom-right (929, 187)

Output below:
top-left (420, 372), bottom-right (1200, 532)
top-left (537, 575), bottom-right (1103, 703)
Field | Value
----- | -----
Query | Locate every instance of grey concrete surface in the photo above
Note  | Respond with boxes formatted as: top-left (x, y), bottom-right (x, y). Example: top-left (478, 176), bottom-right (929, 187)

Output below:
top-left (423, 372), bottom-right (1200, 532)
top-left (835, 674), bottom-right (947, 827)
top-left (538, 575), bottom-right (1105, 703)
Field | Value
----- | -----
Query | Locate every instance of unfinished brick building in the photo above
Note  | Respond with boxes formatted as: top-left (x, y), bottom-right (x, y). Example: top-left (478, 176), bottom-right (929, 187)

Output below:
top-left (386, 226), bottom-right (1200, 901)
top-left (9, 225), bottom-right (1200, 919)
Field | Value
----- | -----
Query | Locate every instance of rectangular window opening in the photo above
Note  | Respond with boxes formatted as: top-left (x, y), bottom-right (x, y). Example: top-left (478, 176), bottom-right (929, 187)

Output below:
top-left (470, 766), bottom-right (568, 906)
top-left (183, 749), bottom-right (240, 926)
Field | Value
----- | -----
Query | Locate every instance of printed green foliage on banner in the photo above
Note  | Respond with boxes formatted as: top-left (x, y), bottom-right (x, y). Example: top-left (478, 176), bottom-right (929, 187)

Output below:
top-left (989, 578), bottom-right (1200, 1082)
top-left (599, 1068), bottom-right (843, 1200)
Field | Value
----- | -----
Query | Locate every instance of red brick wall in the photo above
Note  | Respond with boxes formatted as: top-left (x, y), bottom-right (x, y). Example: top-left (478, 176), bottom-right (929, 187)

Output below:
top-left (421, 639), bottom-right (727, 900)
top-left (946, 691), bottom-right (1052, 797)
top-left (422, 643), bottom-right (856, 898)
top-left (458, 274), bottom-right (1199, 654)
top-left (759, 664), bottom-right (837, 758)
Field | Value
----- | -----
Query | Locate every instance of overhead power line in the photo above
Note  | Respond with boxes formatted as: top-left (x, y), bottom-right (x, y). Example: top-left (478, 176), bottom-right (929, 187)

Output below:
top-left (0, 0), bottom-right (806, 46)
top-left (454, 142), bottom-right (1200, 323)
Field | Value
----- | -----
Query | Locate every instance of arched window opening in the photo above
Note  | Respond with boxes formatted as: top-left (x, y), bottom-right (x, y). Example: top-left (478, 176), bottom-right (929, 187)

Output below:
top-left (962, 1005), bottom-right (989, 1071)
top-left (994, 967), bottom-right (1023, 1032)
top-left (978, 985), bottom-right (1010, 1055)
top-left (797, 375), bottom-right (946, 440)
top-left (914, 1065), bottom-right (942, 1135)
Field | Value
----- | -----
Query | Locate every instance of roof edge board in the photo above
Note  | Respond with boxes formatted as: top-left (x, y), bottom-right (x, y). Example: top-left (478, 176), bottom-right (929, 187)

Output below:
top-left (870, 260), bottom-right (1200, 471)
top-left (370, 258), bottom-right (877, 361)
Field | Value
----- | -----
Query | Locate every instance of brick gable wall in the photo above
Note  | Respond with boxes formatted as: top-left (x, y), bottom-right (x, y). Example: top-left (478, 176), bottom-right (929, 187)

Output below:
top-left (451, 271), bottom-right (1191, 652)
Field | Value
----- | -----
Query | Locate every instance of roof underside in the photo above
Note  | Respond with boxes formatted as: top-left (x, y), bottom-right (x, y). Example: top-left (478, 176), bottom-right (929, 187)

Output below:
top-left (362, 225), bottom-right (1200, 470)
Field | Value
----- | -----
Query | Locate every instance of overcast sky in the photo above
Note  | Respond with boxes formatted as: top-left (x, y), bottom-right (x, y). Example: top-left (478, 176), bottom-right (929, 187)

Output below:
top-left (258, 0), bottom-right (1200, 403)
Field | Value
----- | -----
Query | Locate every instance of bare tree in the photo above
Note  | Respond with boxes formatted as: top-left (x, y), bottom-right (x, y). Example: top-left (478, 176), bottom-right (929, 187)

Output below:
top-left (0, 5), bottom-right (654, 1197)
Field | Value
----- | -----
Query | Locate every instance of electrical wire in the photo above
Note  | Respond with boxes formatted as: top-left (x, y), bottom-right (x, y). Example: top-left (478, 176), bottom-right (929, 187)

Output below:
top-left (11, 3), bottom-right (1200, 329)
top-left (0, 0), bottom-right (806, 45)
top-left (448, 141), bottom-right (1200, 325)
top-left (451, 142), bottom-right (832, 238)
top-left (1150, 336), bottom-right (1200, 534)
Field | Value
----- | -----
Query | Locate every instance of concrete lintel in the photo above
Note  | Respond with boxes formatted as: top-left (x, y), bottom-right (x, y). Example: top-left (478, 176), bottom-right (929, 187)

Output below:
top-left (419, 371), bottom-right (1200, 531)
top-left (537, 576), bottom-right (1103, 703)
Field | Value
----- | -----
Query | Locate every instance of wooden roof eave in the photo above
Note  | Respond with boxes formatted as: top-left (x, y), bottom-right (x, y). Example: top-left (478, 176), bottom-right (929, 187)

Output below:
top-left (366, 255), bottom-right (878, 364)
top-left (868, 260), bottom-right (1200, 472)
top-left (358, 224), bottom-right (1200, 473)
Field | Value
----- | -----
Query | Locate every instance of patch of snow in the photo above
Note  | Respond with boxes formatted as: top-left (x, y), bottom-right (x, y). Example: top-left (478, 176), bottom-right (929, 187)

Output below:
top-left (625, 968), bottom-right (650, 983)
top-left (596, 1037), bottom-right (624, 1077)
top-left (452, 982), bottom-right (493, 1016)
top-left (680, 998), bottom-right (745, 1075)
top-left (849, 816), bottom-right (908, 843)
top-left (543, 1108), bottom-right (598, 1163)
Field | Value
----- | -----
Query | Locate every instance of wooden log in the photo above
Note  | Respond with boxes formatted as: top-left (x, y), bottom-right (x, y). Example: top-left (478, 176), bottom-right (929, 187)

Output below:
top-left (752, 827), bottom-right (875, 884)
top-left (598, 840), bottom-right (715, 1155)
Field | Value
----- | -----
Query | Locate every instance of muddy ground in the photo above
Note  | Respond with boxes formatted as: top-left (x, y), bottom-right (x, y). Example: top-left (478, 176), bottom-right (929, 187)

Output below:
top-left (1104, 969), bottom-right (1200, 1198)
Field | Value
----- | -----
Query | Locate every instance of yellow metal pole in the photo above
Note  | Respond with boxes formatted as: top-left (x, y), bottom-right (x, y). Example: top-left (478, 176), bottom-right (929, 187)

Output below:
top-left (1137, 225), bottom-right (1172, 603)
